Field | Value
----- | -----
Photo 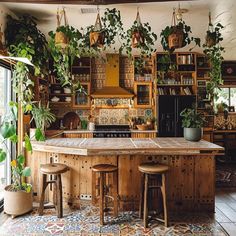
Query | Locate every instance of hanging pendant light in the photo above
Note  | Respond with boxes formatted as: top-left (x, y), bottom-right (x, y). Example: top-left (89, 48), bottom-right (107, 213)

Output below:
top-left (55, 7), bottom-right (69, 49)
top-left (131, 8), bottom-right (144, 48)
top-left (90, 8), bottom-right (105, 48)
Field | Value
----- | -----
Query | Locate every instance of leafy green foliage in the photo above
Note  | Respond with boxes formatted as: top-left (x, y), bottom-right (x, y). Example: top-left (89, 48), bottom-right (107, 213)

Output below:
top-left (203, 22), bottom-right (224, 100)
top-left (125, 20), bottom-right (157, 58)
top-left (48, 25), bottom-right (85, 91)
top-left (160, 21), bottom-right (201, 53)
top-left (31, 102), bottom-right (56, 136)
top-left (180, 108), bottom-right (205, 128)
top-left (205, 23), bottom-right (224, 47)
top-left (0, 103), bottom-right (34, 192)
top-left (0, 149), bottom-right (7, 162)
top-left (5, 14), bottom-right (49, 76)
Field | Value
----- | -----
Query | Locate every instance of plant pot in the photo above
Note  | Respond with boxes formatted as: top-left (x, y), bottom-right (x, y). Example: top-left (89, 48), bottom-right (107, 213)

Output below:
top-left (55, 31), bottom-right (69, 48)
top-left (205, 32), bottom-right (216, 48)
top-left (183, 127), bottom-right (202, 142)
top-left (168, 28), bottom-right (183, 49)
top-left (4, 185), bottom-right (33, 218)
top-left (90, 31), bottom-right (105, 48)
top-left (131, 31), bottom-right (144, 48)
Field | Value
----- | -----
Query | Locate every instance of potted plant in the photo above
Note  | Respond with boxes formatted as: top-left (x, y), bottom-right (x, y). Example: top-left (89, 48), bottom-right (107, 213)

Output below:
top-left (125, 10), bottom-right (157, 59)
top-left (203, 14), bottom-right (224, 100)
top-left (160, 9), bottom-right (200, 52)
top-left (30, 102), bottom-right (56, 140)
top-left (89, 12), bottom-right (105, 48)
top-left (0, 102), bottom-right (35, 218)
top-left (180, 108), bottom-right (205, 142)
top-left (205, 12), bottom-right (224, 48)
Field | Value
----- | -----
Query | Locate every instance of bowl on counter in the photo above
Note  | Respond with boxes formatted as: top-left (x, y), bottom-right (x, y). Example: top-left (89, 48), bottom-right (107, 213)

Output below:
top-left (53, 90), bottom-right (61, 94)
top-left (51, 96), bottom-right (60, 102)
top-left (65, 97), bottom-right (71, 102)
top-left (136, 124), bottom-right (150, 131)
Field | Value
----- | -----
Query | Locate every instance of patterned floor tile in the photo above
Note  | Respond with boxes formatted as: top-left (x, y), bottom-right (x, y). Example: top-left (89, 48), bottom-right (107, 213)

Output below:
top-left (0, 201), bottom-right (227, 236)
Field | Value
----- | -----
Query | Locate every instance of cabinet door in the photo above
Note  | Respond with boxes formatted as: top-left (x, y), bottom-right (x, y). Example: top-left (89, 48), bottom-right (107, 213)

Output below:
top-left (134, 82), bottom-right (152, 108)
top-left (73, 83), bottom-right (90, 108)
top-left (158, 96), bottom-right (175, 137)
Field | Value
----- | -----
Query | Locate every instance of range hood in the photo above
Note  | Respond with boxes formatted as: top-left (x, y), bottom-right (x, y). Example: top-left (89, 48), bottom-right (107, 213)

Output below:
top-left (91, 54), bottom-right (134, 98)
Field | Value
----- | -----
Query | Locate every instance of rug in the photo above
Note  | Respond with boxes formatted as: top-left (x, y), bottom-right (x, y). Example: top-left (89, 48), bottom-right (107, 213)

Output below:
top-left (0, 201), bottom-right (227, 236)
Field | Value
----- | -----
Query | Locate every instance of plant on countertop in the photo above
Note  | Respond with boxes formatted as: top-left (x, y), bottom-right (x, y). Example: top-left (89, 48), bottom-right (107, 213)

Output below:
top-left (31, 102), bottom-right (56, 138)
top-left (160, 8), bottom-right (200, 53)
top-left (180, 108), bottom-right (205, 128)
top-left (203, 13), bottom-right (224, 100)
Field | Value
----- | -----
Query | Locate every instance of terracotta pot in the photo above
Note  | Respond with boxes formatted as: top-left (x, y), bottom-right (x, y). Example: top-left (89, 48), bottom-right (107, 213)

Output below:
top-left (55, 31), bottom-right (69, 48)
top-left (205, 35), bottom-right (216, 48)
top-left (90, 31), bottom-right (105, 47)
top-left (168, 28), bottom-right (184, 49)
top-left (132, 31), bottom-right (144, 48)
top-left (4, 185), bottom-right (33, 218)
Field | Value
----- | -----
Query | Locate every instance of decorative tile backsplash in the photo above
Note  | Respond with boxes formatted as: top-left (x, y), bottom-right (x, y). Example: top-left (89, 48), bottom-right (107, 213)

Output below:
top-left (99, 109), bottom-right (129, 125)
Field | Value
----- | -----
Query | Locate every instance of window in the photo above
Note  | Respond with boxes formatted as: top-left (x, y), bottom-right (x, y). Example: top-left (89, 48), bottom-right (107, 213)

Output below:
top-left (0, 66), bottom-right (12, 203)
top-left (215, 87), bottom-right (236, 109)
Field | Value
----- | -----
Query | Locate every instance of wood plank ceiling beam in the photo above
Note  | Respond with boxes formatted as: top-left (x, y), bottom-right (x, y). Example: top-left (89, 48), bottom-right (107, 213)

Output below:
top-left (0, 0), bottom-right (193, 4)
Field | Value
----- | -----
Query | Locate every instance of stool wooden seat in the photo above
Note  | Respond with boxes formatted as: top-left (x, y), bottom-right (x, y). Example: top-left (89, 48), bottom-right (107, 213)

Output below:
top-left (92, 164), bottom-right (118, 225)
top-left (38, 163), bottom-right (69, 218)
top-left (139, 163), bottom-right (169, 228)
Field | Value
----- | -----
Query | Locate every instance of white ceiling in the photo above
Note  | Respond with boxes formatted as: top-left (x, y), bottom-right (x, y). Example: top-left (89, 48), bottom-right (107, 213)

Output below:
top-left (1, 0), bottom-right (236, 59)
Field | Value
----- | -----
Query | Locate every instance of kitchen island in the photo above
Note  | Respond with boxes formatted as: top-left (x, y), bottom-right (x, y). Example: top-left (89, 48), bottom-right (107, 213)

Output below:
top-left (28, 137), bottom-right (223, 212)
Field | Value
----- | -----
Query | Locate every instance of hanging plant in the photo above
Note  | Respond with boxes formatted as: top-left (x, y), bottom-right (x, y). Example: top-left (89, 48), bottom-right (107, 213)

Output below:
top-left (89, 12), bottom-right (105, 48)
top-left (125, 9), bottom-right (157, 58)
top-left (203, 13), bottom-right (224, 100)
top-left (205, 12), bottom-right (224, 48)
top-left (160, 8), bottom-right (200, 52)
top-left (82, 8), bottom-right (125, 53)
top-left (5, 14), bottom-right (49, 76)
top-left (48, 8), bottom-right (83, 90)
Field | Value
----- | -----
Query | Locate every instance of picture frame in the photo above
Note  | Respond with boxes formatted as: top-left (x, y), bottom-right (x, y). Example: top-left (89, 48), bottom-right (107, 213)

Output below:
top-left (222, 61), bottom-right (236, 78)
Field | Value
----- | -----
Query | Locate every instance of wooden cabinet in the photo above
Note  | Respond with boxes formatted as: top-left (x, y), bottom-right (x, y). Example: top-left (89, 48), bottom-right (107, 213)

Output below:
top-left (131, 131), bottom-right (156, 138)
top-left (72, 82), bottom-right (91, 108)
top-left (156, 52), bottom-right (197, 96)
top-left (134, 82), bottom-right (152, 108)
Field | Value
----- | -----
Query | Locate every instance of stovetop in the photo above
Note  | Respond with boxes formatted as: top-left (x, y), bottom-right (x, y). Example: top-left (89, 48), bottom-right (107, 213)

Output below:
top-left (94, 125), bottom-right (130, 132)
top-left (93, 125), bottom-right (131, 138)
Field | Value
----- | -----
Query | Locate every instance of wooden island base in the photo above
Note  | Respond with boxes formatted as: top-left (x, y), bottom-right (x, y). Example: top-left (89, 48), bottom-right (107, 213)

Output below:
top-left (28, 138), bottom-right (223, 213)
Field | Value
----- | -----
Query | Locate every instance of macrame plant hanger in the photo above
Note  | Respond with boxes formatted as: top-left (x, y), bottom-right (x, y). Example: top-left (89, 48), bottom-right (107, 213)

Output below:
top-left (55, 7), bottom-right (69, 48)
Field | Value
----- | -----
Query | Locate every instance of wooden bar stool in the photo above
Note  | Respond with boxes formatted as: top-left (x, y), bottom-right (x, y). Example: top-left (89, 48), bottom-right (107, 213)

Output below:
top-left (92, 164), bottom-right (118, 225)
top-left (138, 163), bottom-right (169, 228)
top-left (38, 163), bottom-right (69, 218)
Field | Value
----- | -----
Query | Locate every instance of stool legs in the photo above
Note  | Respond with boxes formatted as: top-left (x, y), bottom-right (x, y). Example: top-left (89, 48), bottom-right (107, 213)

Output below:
top-left (57, 174), bottom-right (63, 218)
top-left (143, 173), bottom-right (149, 228)
top-left (38, 174), bottom-right (47, 216)
top-left (38, 173), bottom-right (63, 218)
top-left (161, 173), bottom-right (168, 227)
top-left (140, 173), bottom-right (168, 228)
top-left (99, 172), bottom-right (105, 225)
top-left (139, 173), bottom-right (144, 218)
top-left (112, 171), bottom-right (118, 217)
top-left (92, 171), bottom-right (97, 205)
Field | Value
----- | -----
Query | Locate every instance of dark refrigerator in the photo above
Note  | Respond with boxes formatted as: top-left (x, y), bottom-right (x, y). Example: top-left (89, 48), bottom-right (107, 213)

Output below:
top-left (157, 95), bottom-right (196, 137)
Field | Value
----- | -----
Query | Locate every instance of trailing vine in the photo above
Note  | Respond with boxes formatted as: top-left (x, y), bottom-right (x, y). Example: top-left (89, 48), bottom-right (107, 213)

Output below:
top-left (48, 25), bottom-right (84, 91)
top-left (203, 19), bottom-right (224, 100)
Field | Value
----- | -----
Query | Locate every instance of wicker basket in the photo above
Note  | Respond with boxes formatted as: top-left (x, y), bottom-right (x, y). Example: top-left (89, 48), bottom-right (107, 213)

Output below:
top-left (55, 31), bottom-right (69, 48)
top-left (136, 124), bottom-right (150, 131)
top-left (168, 28), bottom-right (183, 49)
top-left (132, 31), bottom-right (144, 48)
top-left (90, 31), bottom-right (105, 47)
